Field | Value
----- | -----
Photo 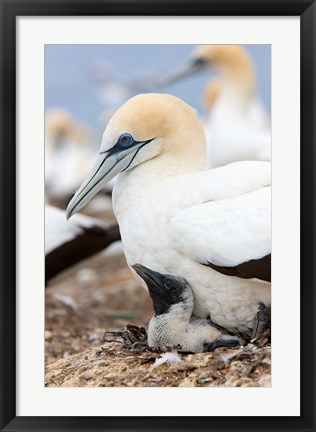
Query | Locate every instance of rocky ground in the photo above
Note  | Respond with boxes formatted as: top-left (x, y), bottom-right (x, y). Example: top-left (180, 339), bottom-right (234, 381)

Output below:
top-left (45, 241), bottom-right (271, 388)
top-left (45, 338), bottom-right (271, 387)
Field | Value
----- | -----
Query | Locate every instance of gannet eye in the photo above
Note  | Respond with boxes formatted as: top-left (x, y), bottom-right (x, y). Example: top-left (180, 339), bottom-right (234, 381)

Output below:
top-left (118, 133), bottom-right (134, 147)
top-left (192, 57), bottom-right (207, 68)
top-left (164, 281), bottom-right (173, 289)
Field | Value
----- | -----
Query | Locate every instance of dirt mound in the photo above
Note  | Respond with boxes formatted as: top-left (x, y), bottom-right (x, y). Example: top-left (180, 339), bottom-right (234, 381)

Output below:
top-left (45, 340), bottom-right (271, 387)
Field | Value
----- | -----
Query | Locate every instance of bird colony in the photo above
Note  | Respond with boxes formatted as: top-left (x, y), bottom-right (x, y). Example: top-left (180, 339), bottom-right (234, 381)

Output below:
top-left (45, 45), bottom-right (271, 386)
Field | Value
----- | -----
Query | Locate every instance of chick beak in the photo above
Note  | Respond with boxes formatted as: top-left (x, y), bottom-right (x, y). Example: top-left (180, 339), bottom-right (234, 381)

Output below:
top-left (132, 264), bottom-right (171, 314)
top-left (132, 264), bottom-right (163, 289)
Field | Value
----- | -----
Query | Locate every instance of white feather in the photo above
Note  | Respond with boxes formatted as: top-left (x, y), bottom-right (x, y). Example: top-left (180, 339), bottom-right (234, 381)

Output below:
top-left (153, 352), bottom-right (182, 368)
top-left (205, 93), bottom-right (271, 168)
top-left (171, 187), bottom-right (271, 267)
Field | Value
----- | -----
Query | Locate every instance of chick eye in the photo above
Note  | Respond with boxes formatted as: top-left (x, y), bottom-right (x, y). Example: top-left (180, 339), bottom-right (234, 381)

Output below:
top-left (119, 133), bottom-right (134, 147)
top-left (164, 281), bottom-right (173, 289)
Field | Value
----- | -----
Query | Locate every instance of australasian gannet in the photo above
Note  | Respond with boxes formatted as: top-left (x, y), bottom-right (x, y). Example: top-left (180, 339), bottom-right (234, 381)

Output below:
top-left (45, 110), bottom-right (111, 207)
top-left (45, 205), bottom-right (119, 282)
top-left (66, 93), bottom-right (271, 339)
top-left (133, 264), bottom-right (243, 353)
top-left (159, 45), bottom-right (271, 168)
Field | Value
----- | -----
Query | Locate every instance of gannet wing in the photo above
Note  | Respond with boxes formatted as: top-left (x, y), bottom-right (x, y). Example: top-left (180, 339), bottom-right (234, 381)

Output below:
top-left (171, 187), bottom-right (271, 282)
top-left (45, 205), bottom-right (120, 282)
top-left (167, 161), bottom-right (271, 209)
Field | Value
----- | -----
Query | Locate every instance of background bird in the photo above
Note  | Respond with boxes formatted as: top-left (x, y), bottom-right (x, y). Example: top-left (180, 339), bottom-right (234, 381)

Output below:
top-left (45, 109), bottom-right (116, 216)
top-left (45, 205), bottom-right (120, 283)
top-left (67, 93), bottom-right (271, 339)
top-left (45, 110), bottom-right (98, 206)
top-left (159, 45), bottom-right (271, 168)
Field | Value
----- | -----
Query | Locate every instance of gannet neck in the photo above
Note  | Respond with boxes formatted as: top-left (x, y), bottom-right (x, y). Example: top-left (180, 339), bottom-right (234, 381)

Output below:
top-left (220, 62), bottom-right (255, 100)
top-left (203, 79), bottom-right (221, 112)
top-left (151, 126), bottom-right (206, 174)
top-left (220, 73), bottom-right (255, 104)
top-left (166, 293), bottom-right (193, 320)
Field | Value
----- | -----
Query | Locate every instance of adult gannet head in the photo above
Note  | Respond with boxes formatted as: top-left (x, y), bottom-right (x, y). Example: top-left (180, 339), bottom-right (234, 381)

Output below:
top-left (46, 109), bottom-right (93, 148)
top-left (66, 93), bottom-right (205, 219)
top-left (132, 264), bottom-right (244, 353)
top-left (159, 45), bottom-right (255, 94)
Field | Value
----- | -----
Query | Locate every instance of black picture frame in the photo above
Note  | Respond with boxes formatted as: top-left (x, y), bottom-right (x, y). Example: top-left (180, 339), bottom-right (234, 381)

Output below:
top-left (0, 1), bottom-right (315, 431)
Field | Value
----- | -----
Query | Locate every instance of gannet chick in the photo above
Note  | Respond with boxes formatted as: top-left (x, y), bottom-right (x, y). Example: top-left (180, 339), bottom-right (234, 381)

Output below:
top-left (66, 93), bottom-right (271, 338)
top-left (133, 264), bottom-right (243, 353)
top-left (159, 45), bottom-right (271, 168)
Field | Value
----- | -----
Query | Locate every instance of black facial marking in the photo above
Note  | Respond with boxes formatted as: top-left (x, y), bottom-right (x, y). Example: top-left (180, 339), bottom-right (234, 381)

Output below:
top-left (191, 57), bottom-right (207, 68)
top-left (101, 136), bottom-right (154, 157)
top-left (149, 275), bottom-right (186, 316)
top-left (132, 265), bottom-right (189, 317)
top-left (120, 141), bottom-right (149, 172)
top-left (69, 136), bottom-right (154, 217)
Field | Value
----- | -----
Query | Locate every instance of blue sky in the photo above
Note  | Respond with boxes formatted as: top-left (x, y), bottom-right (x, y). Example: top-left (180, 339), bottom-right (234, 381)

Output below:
top-left (45, 44), bottom-right (271, 137)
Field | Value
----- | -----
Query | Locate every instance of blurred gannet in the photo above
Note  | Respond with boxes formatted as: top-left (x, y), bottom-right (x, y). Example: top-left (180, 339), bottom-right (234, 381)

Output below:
top-left (45, 205), bottom-right (119, 282)
top-left (133, 264), bottom-right (243, 353)
top-left (159, 45), bottom-right (271, 168)
top-left (203, 79), bottom-right (221, 112)
top-left (66, 93), bottom-right (271, 338)
top-left (45, 110), bottom-right (109, 207)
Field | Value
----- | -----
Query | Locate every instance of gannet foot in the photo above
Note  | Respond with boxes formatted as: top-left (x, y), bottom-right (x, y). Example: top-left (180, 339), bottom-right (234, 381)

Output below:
top-left (251, 303), bottom-right (271, 341)
top-left (206, 335), bottom-right (245, 352)
top-left (103, 324), bottom-right (149, 352)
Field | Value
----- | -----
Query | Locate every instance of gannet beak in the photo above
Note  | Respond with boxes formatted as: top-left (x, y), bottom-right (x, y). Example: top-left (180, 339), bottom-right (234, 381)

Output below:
top-left (157, 57), bottom-right (207, 87)
top-left (132, 264), bottom-right (174, 315)
top-left (66, 141), bottom-right (148, 219)
top-left (132, 264), bottom-right (163, 288)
